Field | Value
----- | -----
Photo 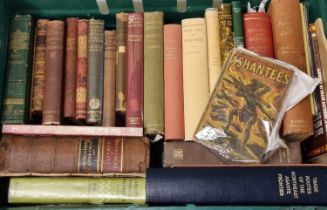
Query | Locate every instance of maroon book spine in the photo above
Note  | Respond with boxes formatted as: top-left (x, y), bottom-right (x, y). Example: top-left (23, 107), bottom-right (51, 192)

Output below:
top-left (126, 13), bottom-right (144, 127)
top-left (43, 21), bottom-right (65, 125)
top-left (76, 20), bottom-right (88, 120)
top-left (63, 18), bottom-right (78, 118)
top-left (243, 13), bottom-right (274, 57)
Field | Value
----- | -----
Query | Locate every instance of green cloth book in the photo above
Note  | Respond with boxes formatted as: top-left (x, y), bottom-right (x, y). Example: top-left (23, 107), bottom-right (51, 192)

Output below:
top-left (1, 14), bottom-right (33, 124)
top-left (143, 11), bottom-right (164, 137)
top-left (8, 177), bottom-right (145, 204)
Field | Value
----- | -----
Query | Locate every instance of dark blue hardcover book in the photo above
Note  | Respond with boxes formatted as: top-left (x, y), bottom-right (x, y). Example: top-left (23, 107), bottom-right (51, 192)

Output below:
top-left (146, 166), bottom-right (327, 205)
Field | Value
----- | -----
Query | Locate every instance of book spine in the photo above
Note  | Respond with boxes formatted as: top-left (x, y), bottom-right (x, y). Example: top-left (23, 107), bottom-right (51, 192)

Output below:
top-left (30, 19), bottom-right (49, 121)
top-left (164, 24), bottom-right (185, 140)
top-left (76, 19), bottom-right (88, 120)
top-left (103, 30), bottom-right (116, 127)
top-left (126, 13), bottom-right (144, 127)
top-left (9, 177), bottom-right (146, 204)
top-left (243, 13), bottom-right (274, 57)
top-left (147, 167), bottom-right (327, 205)
top-left (144, 12), bottom-right (164, 136)
top-left (115, 13), bottom-right (128, 123)
top-left (42, 20), bottom-right (65, 125)
top-left (205, 8), bottom-right (222, 93)
top-left (63, 17), bottom-right (78, 118)
top-left (0, 135), bottom-right (149, 174)
top-left (302, 24), bottom-right (327, 161)
top-left (87, 19), bottom-right (104, 125)
top-left (218, 3), bottom-right (234, 65)
top-left (1, 15), bottom-right (33, 124)
top-left (182, 18), bottom-right (210, 140)
top-left (269, 0), bottom-right (313, 141)
top-left (232, 1), bottom-right (244, 48)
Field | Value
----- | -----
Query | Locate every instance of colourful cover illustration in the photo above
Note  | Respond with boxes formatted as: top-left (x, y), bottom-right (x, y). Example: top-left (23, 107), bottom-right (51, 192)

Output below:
top-left (195, 48), bottom-right (294, 162)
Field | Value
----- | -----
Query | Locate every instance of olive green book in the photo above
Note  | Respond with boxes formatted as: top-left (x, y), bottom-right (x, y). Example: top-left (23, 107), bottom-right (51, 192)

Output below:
top-left (144, 12), bottom-right (164, 136)
top-left (1, 15), bottom-right (33, 124)
top-left (8, 177), bottom-right (146, 204)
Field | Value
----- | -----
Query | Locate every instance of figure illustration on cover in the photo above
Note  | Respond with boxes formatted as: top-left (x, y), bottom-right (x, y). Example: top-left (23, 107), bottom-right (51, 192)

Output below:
top-left (195, 49), bottom-right (293, 162)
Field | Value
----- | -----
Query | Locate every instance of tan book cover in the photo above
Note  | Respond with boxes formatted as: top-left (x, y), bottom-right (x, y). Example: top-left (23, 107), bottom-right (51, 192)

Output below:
top-left (205, 8), bottom-right (222, 93)
top-left (269, 0), bottom-right (313, 141)
top-left (182, 18), bottom-right (210, 140)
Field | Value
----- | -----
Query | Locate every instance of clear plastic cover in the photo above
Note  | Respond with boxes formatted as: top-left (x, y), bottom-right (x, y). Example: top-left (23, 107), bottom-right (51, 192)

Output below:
top-left (194, 48), bottom-right (319, 163)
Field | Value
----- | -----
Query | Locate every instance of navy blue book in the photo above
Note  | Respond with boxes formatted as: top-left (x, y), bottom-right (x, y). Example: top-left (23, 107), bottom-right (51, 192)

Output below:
top-left (146, 166), bottom-right (327, 205)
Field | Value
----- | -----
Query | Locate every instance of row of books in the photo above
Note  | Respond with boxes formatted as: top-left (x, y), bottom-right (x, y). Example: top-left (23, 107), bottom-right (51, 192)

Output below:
top-left (0, 0), bottom-right (319, 144)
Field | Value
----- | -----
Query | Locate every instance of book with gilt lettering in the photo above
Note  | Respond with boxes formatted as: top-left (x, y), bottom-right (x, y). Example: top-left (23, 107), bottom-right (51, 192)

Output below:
top-left (195, 48), bottom-right (294, 163)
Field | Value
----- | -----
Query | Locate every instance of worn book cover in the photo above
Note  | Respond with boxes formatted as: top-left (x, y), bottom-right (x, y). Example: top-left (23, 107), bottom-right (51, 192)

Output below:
top-left (195, 48), bottom-right (294, 162)
top-left (87, 19), bottom-right (105, 125)
top-left (30, 19), bottom-right (49, 122)
top-left (76, 19), bottom-right (88, 120)
top-left (0, 135), bottom-right (149, 175)
top-left (103, 30), bottom-right (116, 126)
top-left (144, 12), bottom-right (164, 136)
top-left (64, 17), bottom-right (78, 119)
top-left (43, 20), bottom-right (65, 125)
top-left (269, 0), bottom-right (313, 141)
top-left (2, 15), bottom-right (33, 124)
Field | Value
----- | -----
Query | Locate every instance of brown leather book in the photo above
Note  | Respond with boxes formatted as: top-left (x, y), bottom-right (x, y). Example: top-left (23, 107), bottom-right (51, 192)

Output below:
top-left (115, 13), bottom-right (128, 125)
top-left (243, 13), bottom-right (274, 57)
top-left (0, 135), bottom-right (149, 176)
top-left (30, 19), bottom-right (49, 122)
top-left (43, 20), bottom-right (65, 125)
top-left (269, 0), bottom-right (313, 141)
top-left (76, 19), bottom-right (88, 120)
top-left (163, 141), bottom-right (302, 167)
top-left (126, 13), bottom-right (144, 127)
top-left (103, 30), bottom-right (116, 126)
top-left (164, 24), bottom-right (184, 140)
top-left (63, 17), bottom-right (78, 118)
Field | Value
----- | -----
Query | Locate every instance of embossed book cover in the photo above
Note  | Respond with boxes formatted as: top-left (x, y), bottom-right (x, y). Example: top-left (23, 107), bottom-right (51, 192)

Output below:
top-left (195, 48), bottom-right (294, 162)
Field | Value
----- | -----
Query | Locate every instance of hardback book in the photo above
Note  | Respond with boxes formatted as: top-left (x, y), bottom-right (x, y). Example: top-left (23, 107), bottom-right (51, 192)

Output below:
top-left (164, 24), bottom-right (185, 140)
top-left (87, 19), bottom-right (105, 125)
top-left (194, 48), bottom-right (294, 162)
top-left (302, 19), bottom-right (327, 162)
top-left (232, 1), bottom-right (244, 48)
top-left (146, 166), bottom-right (327, 205)
top-left (63, 17), bottom-right (78, 119)
top-left (218, 3), bottom-right (234, 65)
top-left (115, 13), bottom-right (128, 125)
top-left (0, 135), bottom-right (149, 175)
top-left (243, 13), bottom-right (274, 57)
top-left (144, 12), bottom-right (164, 136)
top-left (2, 124), bottom-right (143, 137)
top-left (163, 141), bottom-right (302, 167)
top-left (1, 15), bottom-right (33, 124)
top-left (8, 177), bottom-right (145, 204)
top-left (103, 30), bottom-right (116, 127)
top-left (126, 13), bottom-right (144, 127)
top-left (30, 19), bottom-right (49, 122)
top-left (205, 8), bottom-right (222, 93)
top-left (76, 19), bottom-right (88, 120)
top-left (43, 20), bottom-right (65, 125)
top-left (269, 0), bottom-right (313, 141)
top-left (5, 206), bottom-right (327, 210)
top-left (182, 18), bottom-right (210, 140)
